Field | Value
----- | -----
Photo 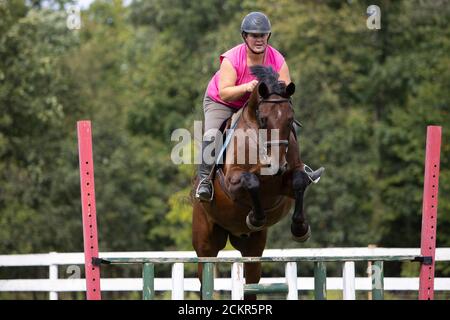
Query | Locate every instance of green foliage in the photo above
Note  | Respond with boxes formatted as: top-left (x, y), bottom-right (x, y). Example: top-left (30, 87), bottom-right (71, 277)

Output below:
top-left (0, 6), bottom-right (82, 253)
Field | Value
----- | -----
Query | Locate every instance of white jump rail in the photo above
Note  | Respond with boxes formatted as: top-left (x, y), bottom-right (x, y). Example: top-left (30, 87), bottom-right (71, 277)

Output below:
top-left (1, 248), bottom-right (450, 300)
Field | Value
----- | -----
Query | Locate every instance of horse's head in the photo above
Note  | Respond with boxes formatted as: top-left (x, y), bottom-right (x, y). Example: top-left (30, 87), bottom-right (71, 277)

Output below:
top-left (248, 65), bottom-right (296, 175)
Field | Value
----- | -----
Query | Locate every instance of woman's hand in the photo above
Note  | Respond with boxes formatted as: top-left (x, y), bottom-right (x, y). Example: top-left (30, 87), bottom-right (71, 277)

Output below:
top-left (245, 80), bottom-right (259, 93)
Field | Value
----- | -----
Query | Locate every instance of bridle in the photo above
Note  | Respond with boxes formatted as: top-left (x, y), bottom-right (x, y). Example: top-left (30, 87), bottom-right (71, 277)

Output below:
top-left (255, 93), bottom-right (293, 150)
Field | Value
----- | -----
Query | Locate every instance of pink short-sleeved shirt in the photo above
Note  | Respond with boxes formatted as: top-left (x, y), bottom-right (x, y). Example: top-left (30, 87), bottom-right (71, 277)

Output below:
top-left (206, 43), bottom-right (285, 109)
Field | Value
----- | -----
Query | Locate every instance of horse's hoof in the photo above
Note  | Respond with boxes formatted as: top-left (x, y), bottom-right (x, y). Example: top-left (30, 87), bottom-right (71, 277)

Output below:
top-left (291, 224), bottom-right (311, 242)
top-left (246, 214), bottom-right (266, 231)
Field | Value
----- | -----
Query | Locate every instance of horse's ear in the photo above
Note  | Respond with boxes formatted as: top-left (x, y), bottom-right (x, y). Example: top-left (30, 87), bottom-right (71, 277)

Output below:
top-left (258, 82), bottom-right (269, 98)
top-left (286, 82), bottom-right (295, 97)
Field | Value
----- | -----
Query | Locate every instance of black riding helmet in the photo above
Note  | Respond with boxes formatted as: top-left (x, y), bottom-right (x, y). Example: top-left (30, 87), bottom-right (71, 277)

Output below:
top-left (241, 12), bottom-right (271, 54)
top-left (241, 11), bottom-right (271, 33)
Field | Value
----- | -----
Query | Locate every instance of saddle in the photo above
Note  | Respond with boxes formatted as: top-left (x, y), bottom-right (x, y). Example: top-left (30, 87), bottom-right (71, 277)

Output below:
top-left (202, 108), bottom-right (243, 202)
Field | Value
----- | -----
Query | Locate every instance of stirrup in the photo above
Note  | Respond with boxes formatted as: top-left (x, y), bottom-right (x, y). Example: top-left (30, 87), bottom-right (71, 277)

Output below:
top-left (304, 164), bottom-right (325, 184)
top-left (195, 177), bottom-right (214, 202)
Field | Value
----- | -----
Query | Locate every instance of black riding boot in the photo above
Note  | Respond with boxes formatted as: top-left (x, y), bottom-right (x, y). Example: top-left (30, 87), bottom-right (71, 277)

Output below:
top-left (195, 140), bottom-right (215, 202)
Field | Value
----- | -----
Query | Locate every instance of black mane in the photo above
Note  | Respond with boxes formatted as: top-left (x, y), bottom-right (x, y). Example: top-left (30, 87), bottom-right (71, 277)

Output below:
top-left (250, 65), bottom-right (286, 94)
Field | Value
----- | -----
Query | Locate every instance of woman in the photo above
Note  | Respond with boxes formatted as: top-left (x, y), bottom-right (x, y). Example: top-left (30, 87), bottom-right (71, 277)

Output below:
top-left (196, 12), bottom-right (323, 202)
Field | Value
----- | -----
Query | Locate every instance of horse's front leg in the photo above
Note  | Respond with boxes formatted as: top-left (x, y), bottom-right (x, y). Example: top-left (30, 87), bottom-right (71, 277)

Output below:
top-left (282, 129), bottom-right (312, 241)
top-left (290, 169), bottom-right (311, 242)
top-left (239, 171), bottom-right (266, 231)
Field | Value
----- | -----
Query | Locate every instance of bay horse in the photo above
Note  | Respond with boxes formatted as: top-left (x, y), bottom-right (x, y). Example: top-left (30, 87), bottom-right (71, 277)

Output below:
top-left (192, 65), bottom-right (314, 300)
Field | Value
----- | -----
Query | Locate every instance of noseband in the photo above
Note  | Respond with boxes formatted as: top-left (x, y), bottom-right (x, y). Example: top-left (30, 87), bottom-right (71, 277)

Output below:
top-left (255, 94), bottom-right (293, 149)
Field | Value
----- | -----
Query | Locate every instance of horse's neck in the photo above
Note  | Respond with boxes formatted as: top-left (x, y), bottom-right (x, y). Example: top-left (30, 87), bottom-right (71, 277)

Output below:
top-left (242, 98), bottom-right (257, 128)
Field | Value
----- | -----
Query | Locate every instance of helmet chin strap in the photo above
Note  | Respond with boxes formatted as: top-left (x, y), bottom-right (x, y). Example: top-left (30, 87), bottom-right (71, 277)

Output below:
top-left (242, 33), bottom-right (271, 55)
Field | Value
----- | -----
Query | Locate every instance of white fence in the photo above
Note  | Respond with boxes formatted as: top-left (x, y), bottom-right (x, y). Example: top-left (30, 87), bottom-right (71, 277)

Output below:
top-left (1, 248), bottom-right (450, 300)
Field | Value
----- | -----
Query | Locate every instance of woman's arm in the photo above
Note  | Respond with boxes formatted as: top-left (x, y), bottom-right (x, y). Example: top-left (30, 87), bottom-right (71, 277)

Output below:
top-left (278, 61), bottom-right (291, 85)
top-left (218, 58), bottom-right (258, 102)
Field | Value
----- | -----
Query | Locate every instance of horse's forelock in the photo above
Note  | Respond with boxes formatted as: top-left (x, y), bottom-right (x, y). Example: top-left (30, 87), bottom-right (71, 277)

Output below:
top-left (250, 65), bottom-right (286, 96)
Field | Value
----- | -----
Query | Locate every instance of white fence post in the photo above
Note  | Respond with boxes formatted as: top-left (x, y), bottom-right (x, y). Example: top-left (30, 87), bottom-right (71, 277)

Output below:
top-left (343, 261), bottom-right (356, 300)
top-left (49, 252), bottom-right (58, 300)
top-left (231, 262), bottom-right (244, 300)
top-left (171, 263), bottom-right (184, 300)
top-left (285, 262), bottom-right (298, 300)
